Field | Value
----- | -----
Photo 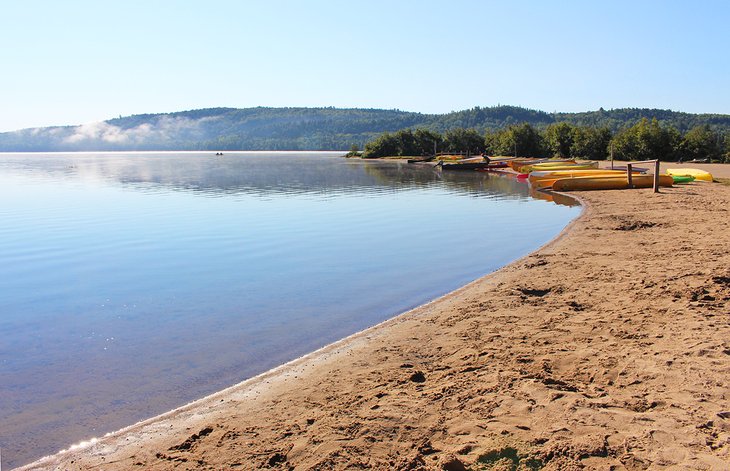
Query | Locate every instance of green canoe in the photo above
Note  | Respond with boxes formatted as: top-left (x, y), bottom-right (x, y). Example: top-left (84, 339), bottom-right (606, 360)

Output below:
top-left (671, 175), bottom-right (695, 184)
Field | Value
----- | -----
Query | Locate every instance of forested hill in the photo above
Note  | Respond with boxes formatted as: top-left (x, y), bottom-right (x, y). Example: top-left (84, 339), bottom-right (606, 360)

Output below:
top-left (1, 105), bottom-right (729, 152)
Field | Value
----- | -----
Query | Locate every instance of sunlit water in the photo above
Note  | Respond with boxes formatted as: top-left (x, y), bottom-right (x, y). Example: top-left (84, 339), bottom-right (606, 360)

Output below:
top-left (0, 152), bottom-right (579, 467)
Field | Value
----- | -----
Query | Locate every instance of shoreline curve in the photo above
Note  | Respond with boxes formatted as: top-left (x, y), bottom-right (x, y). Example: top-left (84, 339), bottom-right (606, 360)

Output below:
top-left (20, 182), bottom-right (730, 470)
top-left (18, 189), bottom-right (584, 469)
top-left (20, 191), bottom-right (586, 470)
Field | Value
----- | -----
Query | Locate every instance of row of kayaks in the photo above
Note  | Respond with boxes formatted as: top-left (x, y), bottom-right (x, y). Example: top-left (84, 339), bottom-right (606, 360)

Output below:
top-left (509, 159), bottom-right (663, 191)
top-left (487, 157), bottom-right (714, 191)
top-left (529, 170), bottom-right (678, 191)
top-left (512, 159), bottom-right (599, 174)
top-left (546, 171), bottom-right (710, 191)
top-left (528, 169), bottom-right (652, 189)
top-left (554, 174), bottom-right (676, 191)
top-left (419, 155), bottom-right (715, 189)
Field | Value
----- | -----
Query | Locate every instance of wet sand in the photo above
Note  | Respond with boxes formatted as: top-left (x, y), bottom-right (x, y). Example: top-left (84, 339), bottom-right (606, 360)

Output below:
top-left (21, 175), bottom-right (730, 470)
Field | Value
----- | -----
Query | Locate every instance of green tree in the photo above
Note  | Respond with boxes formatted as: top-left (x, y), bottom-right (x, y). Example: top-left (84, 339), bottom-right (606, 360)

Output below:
top-left (413, 128), bottom-right (442, 155)
top-left (363, 132), bottom-right (399, 158)
top-left (610, 118), bottom-right (680, 161)
top-left (570, 126), bottom-right (612, 160)
top-left (362, 129), bottom-right (444, 158)
top-left (395, 129), bottom-right (419, 156)
top-left (443, 128), bottom-right (484, 154)
top-left (544, 122), bottom-right (574, 158)
top-left (681, 125), bottom-right (723, 162)
top-left (485, 123), bottom-right (546, 157)
top-left (345, 143), bottom-right (361, 157)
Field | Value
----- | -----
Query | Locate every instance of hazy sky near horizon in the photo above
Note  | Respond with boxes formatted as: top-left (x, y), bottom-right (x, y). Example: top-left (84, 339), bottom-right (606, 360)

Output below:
top-left (1, 0), bottom-right (728, 131)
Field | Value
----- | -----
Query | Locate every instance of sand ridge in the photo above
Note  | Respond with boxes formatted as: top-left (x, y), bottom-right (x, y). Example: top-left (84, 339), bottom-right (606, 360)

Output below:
top-left (21, 181), bottom-right (730, 470)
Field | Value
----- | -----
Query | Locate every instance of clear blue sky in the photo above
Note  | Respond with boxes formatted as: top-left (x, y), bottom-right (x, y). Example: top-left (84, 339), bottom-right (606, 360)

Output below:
top-left (1, 0), bottom-right (728, 131)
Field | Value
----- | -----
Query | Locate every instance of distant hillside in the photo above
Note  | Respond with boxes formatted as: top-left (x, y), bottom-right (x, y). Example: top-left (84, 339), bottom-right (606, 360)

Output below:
top-left (1, 106), bottom-right (728, 152)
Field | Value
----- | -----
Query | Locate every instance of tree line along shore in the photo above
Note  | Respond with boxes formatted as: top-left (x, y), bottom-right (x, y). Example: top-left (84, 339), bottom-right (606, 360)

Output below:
top-left (356, 118), bottom-right (730, 163)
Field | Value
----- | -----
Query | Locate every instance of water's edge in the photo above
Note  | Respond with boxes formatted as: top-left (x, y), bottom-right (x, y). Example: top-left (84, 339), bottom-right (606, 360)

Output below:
top-left (20, 190), bottom-right (584, 470)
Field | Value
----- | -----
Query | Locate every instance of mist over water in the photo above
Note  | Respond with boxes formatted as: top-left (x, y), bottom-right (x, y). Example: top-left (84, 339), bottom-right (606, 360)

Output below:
top-left (0, 152), bottom-right (579, 467)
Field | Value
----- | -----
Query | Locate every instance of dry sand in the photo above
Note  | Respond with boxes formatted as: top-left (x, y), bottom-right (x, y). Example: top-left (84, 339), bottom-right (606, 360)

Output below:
top-left (21, 178), bottom-right (730, 470)
top-left (598, 161), bottom-right (730, 180)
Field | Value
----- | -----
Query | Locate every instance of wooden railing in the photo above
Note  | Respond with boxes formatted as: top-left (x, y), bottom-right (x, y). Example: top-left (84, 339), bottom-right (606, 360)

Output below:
top-left (623, 159), bottom-right (661, 192)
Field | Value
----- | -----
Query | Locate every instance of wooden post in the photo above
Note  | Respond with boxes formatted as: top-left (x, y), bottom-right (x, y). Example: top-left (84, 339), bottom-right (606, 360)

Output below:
top-left (627, 163), bottom-right (633, 188)
top-left (653, 159), bottom-right (660, 193)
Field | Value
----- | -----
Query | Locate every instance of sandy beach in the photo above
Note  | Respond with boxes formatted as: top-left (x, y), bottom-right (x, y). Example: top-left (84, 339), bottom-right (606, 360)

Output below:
top-left (599, 161), bottom-right (730, 180)
top-left (21, 169), bottom-right (730, 470)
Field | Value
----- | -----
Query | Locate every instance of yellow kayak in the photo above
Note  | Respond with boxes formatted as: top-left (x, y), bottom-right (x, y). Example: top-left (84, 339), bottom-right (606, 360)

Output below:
top-left (530, 160), bottom-right (597, 169)
top-left (666, 168), bottom-right (713, 182)
top-left (509, 158), bottom-right (574, 170)
top-left (518, 162), bottom-right (598, 173)
top-left (529, 168), bottom-right (635, 179)
top-left (552, 174), bottom-right (674, 191)
top-left (509, 159), bottom-right (542, 170)
top-left (529, 170), bottom-right (642, 189)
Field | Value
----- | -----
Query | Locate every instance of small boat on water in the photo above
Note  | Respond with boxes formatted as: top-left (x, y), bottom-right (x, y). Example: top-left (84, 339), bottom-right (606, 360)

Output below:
top-left (666, 168), bottom-right (713, 182)
top-left (552, 174), bottom-right (674, 191)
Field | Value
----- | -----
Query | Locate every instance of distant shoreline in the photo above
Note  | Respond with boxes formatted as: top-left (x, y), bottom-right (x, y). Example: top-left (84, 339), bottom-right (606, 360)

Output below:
top-left (2, 105), bottom-right (728, 159)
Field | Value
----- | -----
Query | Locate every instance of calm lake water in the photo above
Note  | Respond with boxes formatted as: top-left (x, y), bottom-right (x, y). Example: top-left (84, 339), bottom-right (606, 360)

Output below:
top-left (0, 152), bottom-right (579, 467)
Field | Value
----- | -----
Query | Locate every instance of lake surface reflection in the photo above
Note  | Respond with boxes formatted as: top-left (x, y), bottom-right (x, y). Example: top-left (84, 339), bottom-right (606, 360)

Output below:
top-left (0, 152), bottom-right (579, 467)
